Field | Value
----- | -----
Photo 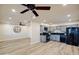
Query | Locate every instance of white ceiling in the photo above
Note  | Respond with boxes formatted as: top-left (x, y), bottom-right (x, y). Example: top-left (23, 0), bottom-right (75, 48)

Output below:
top-left (0, 4), bottom-right (79, 25)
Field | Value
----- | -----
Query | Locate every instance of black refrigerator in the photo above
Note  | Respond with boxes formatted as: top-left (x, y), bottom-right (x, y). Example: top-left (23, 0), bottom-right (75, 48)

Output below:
top-left (66, 27), bottom-right (79, 46)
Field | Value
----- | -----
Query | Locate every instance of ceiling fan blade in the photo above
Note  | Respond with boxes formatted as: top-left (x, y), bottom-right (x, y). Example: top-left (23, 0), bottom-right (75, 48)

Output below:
top-left (21, 4), bottom-right (27, 6)
top-left (35, 6), bottom-right (50, 10)
top-left (32, 10), bottom-right (39, 16)
top-left (20, 9), bottom-right (29, 14)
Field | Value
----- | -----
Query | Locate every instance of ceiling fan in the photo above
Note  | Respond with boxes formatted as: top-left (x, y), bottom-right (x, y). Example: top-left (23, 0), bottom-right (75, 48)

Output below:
top-left (19, 21), bottom-right (31, 26)
top-left (19, 22), bottom-right (25, 26)
top-left (20, 4), bottom-right (51, 17)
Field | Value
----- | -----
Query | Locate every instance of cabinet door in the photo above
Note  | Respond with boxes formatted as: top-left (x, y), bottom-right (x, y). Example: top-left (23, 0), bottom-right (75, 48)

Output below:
top-left (50, 35), bottom-right (60, 41)
top-left (40, 35), bottom-right (46, 42)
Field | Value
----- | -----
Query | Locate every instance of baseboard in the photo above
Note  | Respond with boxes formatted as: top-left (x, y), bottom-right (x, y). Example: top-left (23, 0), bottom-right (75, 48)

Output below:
top-left (0, 37), bottom-right (30, 42)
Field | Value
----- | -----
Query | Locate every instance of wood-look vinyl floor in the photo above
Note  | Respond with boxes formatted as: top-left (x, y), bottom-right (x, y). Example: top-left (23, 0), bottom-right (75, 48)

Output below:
top-left (0, 38), bottom-right (79, 55)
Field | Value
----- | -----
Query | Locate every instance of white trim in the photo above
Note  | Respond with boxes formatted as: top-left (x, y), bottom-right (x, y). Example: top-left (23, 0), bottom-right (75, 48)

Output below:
top-left (41, 22), bottom-right (79, 27)
top-left (0, 37), bottom-right (30, 42)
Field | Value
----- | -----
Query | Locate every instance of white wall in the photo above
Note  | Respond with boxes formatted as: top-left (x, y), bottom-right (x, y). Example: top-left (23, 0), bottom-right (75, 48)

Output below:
top-left (0, 22), bottom-right (41, 44)
top-left (0, 24), bottom-right (30, 41)
top-left (30, 22), bottom-right (40, 44)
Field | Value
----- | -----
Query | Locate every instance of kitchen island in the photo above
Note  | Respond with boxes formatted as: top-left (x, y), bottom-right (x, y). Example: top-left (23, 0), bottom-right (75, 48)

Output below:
top-left (40, 32), bottom-right (66, 42)
top-left (50, 33), bottom-right (65, 42)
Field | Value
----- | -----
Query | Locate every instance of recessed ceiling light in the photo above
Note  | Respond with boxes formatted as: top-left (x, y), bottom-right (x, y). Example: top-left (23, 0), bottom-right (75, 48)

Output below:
top-left (33, 16), bottom-right (36, 19)
top-left (43, 20), bottom-right (46, 22)
top-left (9, 17), bottom-right (12, 20)
top-left (12, 9), bottom-right (16, 12)
top-left (69, 19), bottom-right (71, 21)
top-left (67, 14), bottom-right (71, 17)
top-left (62, 4), bottom-right (67, 6)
